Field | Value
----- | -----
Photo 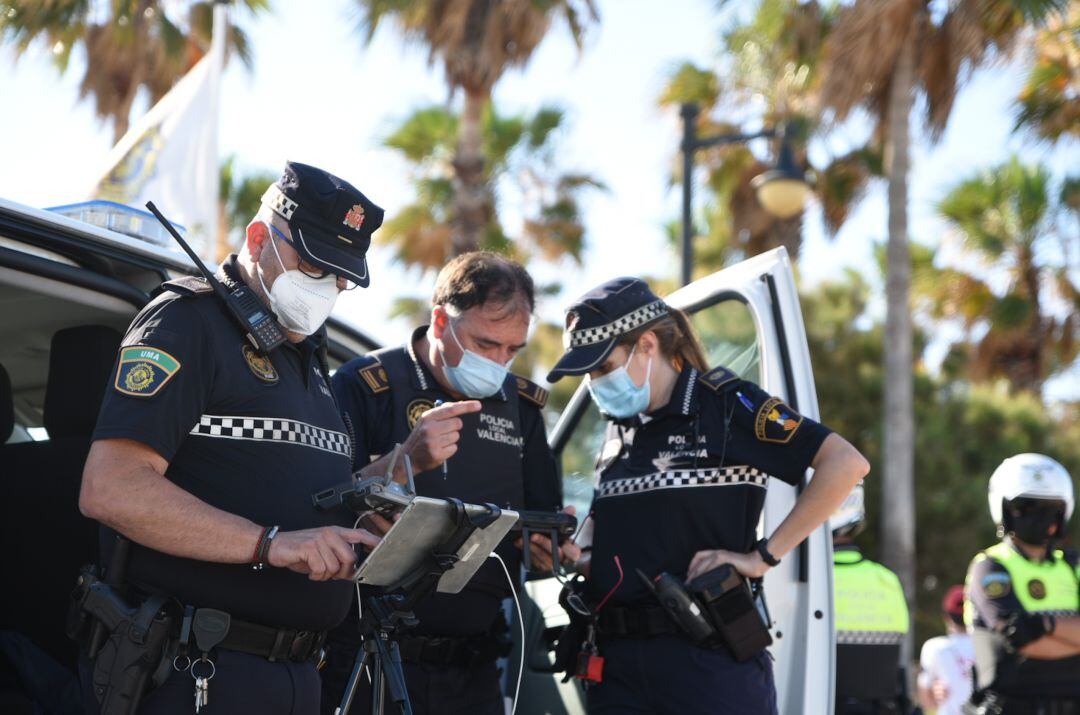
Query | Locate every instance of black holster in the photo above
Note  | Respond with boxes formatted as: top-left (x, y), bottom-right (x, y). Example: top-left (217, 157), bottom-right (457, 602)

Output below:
top-left (686, 564), bottom-right (772, 661)
top-left (67, 566), bottom-right (174, 715)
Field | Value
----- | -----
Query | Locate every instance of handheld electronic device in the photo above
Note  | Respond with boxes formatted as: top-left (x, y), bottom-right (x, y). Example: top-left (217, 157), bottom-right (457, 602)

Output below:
top-left (145, 201), bottom-right (286, 354)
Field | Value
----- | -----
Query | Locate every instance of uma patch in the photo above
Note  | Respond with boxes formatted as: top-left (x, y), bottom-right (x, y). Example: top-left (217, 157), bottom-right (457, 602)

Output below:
top-left (114, 346), bottom-right (180, 397)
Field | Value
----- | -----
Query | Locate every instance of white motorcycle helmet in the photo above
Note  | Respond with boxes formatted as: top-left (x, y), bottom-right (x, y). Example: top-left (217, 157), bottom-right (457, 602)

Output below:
top-left (831, 482), bottom-right (866, 538)
top-left (988, 453), bottom-right (1074, 539)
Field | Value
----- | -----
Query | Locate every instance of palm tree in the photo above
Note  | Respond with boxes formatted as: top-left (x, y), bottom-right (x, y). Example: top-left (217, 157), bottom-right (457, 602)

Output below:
top-left (818, 0), bottom-right (1070, 614)
top-left (1014, 5), bottom-right (1080, 141)
top-left (914, 157), bottom-right (1079, 393)
top-left (355, 0), bottom-right (598, 256)
top-left (0, 0), bottom-right (268, 143)
top-left (379, 102), bottom-right (602, 272)
top-left (657, 0), bottom-right (881, 274)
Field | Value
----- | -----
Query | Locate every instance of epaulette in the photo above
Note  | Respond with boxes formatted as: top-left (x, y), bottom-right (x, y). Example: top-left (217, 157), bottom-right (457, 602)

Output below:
top-left (357, 357), bottom-right (391, 395)
top-left (515, 376), bottom-right (549, 409)
top-left (161, 275), bottom-right (213, 297)
top-left (698, 365), bottom-right (738, 392)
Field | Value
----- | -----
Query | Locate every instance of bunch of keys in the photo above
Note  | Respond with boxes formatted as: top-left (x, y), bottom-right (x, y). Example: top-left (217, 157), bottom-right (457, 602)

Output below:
top-left (187, 608), bottom-right (230, 713)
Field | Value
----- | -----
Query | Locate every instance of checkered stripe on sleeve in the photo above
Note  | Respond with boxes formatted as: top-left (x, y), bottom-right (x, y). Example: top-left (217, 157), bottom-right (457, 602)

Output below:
top-left (596, 465), bottom-right (768, 500)
top-left (836, 630), bottom-right (905, 646)
top-left (261, 185), bottom-right (299, 220)
top-left (566, 300), bottom-right (669, 348)
top-left (189, 415), bottom-right (351, 458)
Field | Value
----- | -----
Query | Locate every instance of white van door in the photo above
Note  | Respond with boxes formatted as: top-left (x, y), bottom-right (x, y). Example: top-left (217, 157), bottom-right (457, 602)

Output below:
top-left (544, 246), bottom-right (833, 715)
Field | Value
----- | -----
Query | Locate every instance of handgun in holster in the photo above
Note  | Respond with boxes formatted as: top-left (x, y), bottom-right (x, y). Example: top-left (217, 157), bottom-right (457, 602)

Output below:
top-left (67, 537), bottom-right (174, 715)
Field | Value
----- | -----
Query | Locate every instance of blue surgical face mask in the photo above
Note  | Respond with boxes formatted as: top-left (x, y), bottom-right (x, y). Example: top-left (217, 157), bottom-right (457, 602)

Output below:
top-left (439, 320), bottom-right (512, 398)
top-left (587, 345), bottom-right (652, 419)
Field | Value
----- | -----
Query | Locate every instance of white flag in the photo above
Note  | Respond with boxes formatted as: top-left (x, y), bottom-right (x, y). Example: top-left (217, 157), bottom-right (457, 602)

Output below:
top-left (89, 4), bottom-right (227, 259)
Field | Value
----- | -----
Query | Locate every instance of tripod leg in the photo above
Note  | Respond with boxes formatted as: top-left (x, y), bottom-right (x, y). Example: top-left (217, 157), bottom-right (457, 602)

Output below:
top-left (373, 634), bottom-right (413, 715)
top-left (336, 645), bottom-right (372, 715)
top-left (371, 644), bottom-right (384, 715)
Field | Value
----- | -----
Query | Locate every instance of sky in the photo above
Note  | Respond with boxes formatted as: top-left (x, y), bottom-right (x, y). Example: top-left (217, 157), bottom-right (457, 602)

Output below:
top-left (0, 0), bottom-right (1076, 398)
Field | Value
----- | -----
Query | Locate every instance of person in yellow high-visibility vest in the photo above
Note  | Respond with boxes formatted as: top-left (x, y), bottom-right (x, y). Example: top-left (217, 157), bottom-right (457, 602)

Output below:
top-left (831, 484), bottom-right (911, 714)
top-left (963, 454), bottom-right (1080, 715)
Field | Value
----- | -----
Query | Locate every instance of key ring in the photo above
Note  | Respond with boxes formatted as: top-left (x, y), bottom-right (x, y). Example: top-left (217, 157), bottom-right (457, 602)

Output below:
top-left (172, 655), bottom-right (191, 672)
top-left (190, 657), bottom-right (216, 681)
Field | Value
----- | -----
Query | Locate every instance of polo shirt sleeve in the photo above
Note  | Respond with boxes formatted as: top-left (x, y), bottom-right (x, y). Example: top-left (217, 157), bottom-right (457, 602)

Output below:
top-left (966, 556), bottom-right (1025, 630)
top-left (92, 296), bottom-right (214, 462)
top-left (519, 402), bottom-right (562, 512)
top-left (726, 379), bottom-right (832, 485)
top-left (331, 356), bottom-right (394, 471)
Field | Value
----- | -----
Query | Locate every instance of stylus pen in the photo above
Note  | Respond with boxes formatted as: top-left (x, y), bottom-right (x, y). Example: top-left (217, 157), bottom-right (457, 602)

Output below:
top-left (434, 400), bottom-right (449, 479)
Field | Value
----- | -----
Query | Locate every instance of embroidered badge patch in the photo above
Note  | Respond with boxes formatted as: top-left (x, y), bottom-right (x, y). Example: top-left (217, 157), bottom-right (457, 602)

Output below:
top-left (407, 398), bottom-right (434, 429)
top-left (242, 344), bottom-right (278, 383)
top-left (754, 397), bottom-right (803, 443)
top-left (1028, 578), bottom-right (1047, 600)
top-left (983, 572), bottom-right (1012, 599)
top-left (343, 204), bottom-right (366, 230)
top-left (114, 346), bottom-right (181, 397)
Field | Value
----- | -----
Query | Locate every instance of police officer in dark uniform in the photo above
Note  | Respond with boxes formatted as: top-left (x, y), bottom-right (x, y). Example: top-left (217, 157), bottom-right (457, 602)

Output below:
top-left (78, 162), bottom-right (386, 714)
top-left (546, 277), bottom-right (869, 715)
top-left (830, 484), bottom-right (910, 714)
top-left (323, 251), bottom-right (571, 715)
top-left (963, 453), bottom-right (1080, 715)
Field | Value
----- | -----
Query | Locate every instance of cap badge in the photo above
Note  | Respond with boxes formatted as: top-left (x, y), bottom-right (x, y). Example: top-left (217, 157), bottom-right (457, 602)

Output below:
top-left (343, 204), bottom-right (366, 230)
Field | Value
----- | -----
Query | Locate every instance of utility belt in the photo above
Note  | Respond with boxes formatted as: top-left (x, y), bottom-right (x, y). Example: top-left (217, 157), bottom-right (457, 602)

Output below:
top-left (396, 612), bottom-right (512, 669)
top-left (965, 692), bottom-right (1080, 715)
top-left (68, 555), bottom-right (325, 714)
top-left (553, 564), bottom-right (773, 687)
top-left (396, 633), bottom-right (512, 668)
top-left (597, 605), bottom-right (678, 638)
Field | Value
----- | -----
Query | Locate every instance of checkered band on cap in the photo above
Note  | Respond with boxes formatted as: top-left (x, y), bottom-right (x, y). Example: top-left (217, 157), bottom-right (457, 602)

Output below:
top-left (261, 184), bottom-right (299, 221)
top-left (565, 299), bottom-right (669, 349)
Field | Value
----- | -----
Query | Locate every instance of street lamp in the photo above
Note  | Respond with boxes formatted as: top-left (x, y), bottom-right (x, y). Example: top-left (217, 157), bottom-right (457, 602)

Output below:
top-left (679, 102), bottom-right (812, 285)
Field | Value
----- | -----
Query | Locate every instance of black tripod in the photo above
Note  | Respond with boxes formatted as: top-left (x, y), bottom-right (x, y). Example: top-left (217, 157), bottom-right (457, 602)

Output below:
top-left (335, 498), bottom-right (502, 715)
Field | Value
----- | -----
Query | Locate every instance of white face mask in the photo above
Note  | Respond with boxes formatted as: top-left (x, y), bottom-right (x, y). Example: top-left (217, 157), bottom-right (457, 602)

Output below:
top-left (257, 227), bottom-right (340, 335)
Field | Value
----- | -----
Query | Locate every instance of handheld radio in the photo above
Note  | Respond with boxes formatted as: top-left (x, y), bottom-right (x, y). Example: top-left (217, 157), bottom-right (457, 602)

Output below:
top-left (145, 201), bottom-right (286, 354)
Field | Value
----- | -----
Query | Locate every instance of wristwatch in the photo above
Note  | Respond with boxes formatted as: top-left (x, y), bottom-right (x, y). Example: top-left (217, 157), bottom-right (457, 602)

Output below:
top-left (755, 538), bottom-right (781, 567)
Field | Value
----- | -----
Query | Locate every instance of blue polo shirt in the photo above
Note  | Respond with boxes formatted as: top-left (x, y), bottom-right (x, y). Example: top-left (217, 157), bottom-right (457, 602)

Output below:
top-left (92, 256), bottom-right (355, 631)
top-left (587, 365), bottom-right (831, 607)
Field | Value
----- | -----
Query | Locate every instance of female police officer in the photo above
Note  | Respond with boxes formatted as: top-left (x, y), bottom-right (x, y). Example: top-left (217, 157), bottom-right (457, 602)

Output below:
top-left (546, 277), bottom-right (869, 715)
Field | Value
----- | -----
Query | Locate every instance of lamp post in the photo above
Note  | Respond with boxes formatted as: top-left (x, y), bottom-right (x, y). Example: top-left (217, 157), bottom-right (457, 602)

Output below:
top-left (679, 102), bottom-right (811, 285)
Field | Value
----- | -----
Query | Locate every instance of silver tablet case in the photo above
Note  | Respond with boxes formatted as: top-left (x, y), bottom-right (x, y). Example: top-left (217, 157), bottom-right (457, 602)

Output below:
top-left (353, 496), bottom-right (519, 594)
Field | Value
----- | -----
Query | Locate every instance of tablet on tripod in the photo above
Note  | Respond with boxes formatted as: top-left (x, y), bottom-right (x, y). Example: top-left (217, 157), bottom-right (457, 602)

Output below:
top-left (353, 495), bottom-right (519, 594)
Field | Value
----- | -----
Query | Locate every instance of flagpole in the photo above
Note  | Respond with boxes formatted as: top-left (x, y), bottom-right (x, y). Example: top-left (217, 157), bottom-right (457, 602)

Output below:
top-left (209, 0), bottom-right (228, 263)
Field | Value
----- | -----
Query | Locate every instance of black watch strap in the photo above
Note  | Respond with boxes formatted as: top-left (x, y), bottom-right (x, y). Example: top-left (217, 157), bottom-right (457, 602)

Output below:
top-left (756, 538), bottom-right (780, 567)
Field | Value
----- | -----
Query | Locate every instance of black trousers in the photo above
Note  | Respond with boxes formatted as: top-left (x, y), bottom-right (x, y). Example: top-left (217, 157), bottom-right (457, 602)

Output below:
top-left (585, 634), bottom-right (777, 715)
top-left (81, 649), bottom-right (321, 715)
top-left (320, 652), bottom-right (503, 715)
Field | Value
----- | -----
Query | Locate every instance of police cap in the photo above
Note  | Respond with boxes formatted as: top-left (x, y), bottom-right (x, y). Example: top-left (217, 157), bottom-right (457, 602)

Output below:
top-left (261, 161), bottom-right (384, 288)
top-left (547, 277), bottom-right (669, 382)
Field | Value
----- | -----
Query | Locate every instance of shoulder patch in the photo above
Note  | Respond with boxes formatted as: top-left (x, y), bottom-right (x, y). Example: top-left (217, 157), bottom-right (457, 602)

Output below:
top-left (981, 571), bottom-right (1012, 599)
top-left (698, 366), bottom-right (738, 392)
top-left (754, 396), bottom-right (804, 444)
top-left (515, 376), bottom-right (549, 408)
top-left (357, 359), bottom-right (390, 395)
top-left (161, 276), bottom-right (213, 297)
top-left (114, 345), bottom-right (181, 397)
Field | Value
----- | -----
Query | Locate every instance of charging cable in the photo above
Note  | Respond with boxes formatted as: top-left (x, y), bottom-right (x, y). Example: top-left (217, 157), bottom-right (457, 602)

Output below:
top-left (491, 552), bottom-right (525, 715)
